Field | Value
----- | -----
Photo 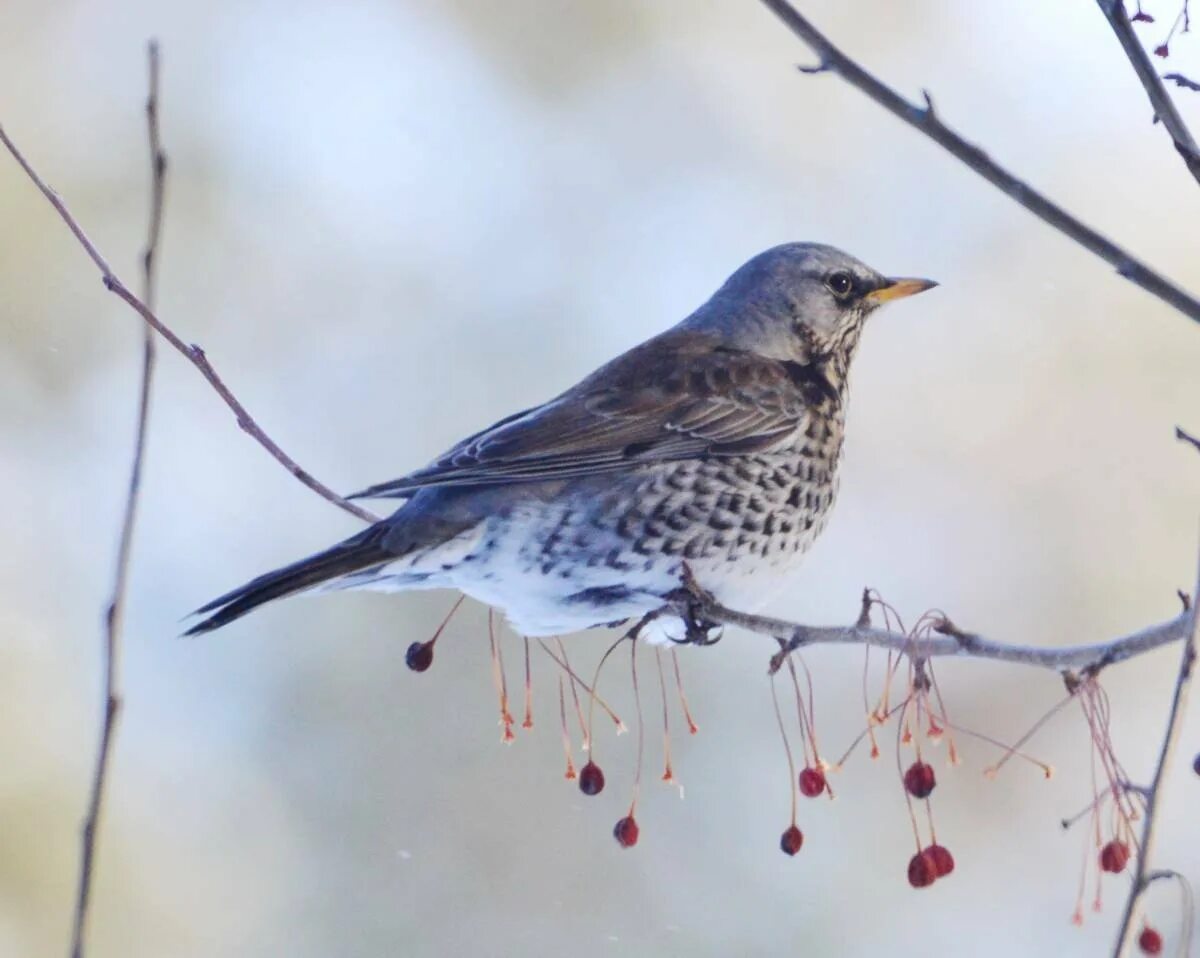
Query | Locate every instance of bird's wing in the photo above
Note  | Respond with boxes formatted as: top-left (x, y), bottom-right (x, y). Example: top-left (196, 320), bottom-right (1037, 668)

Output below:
top-left (350, 340), bottom-right (822, 499)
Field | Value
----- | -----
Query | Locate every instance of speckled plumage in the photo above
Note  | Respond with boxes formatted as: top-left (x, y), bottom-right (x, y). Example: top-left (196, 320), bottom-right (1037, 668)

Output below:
top-left (187, 243), bottom-right (935, 641)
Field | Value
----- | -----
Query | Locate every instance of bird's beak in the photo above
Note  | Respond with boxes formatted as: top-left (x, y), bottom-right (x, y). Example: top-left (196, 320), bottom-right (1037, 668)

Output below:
top-left (866, 277), bottom-right (939, 304)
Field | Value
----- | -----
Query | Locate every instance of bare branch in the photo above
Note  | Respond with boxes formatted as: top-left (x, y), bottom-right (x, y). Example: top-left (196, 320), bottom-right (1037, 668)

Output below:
top-left (672, 587), bottom-right (1194, 675)
top-left (0, 122), bottom-right (379, 525)
top-left (69, 42), bottom-right (165, 958)
top-left (1164, 72), bottom-right (1200, 93)
top-left (1111, 545), bottom-right (1200, 957)
top-left (1096, 0), bottom-right (1200, 187)
top-left (757, 0), bottom-right (1200, 325)
top-left (1178, 425), bottom-right (1200, 454)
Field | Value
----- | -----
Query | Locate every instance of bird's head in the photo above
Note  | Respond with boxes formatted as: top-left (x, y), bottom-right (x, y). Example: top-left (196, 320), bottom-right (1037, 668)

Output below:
top-left (687, 242), bottom-right (937, 367)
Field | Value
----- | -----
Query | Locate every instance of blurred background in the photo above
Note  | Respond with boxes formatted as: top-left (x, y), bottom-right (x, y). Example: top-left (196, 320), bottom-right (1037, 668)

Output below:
top-left (2, 1), bottom-right (1199, 955)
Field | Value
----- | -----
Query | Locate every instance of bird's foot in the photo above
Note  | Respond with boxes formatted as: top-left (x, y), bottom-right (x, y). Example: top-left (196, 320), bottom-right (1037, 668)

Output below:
top-left (663, 563), bottom-right (723, 646)
top-left (676, 616), bottom-right (724, 646)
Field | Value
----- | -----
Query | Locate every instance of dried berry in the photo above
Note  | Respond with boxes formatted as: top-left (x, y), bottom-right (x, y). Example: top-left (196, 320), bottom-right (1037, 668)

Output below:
top-left (1131, 10), bottom-right (1155, 23)
top-left (405, 641), bottom-right (433, 673)
top-left (925, 843), bottom-right (955, 878)
top-left (1154, 43), bottom-right (1170, 57)
top-left (779, 825), bottom-right (804, 856)
top-left (579, 761), bottom-right (605, 796)
top-left (1099, 839), bottom-right (1131, 874)
top-left (907, 850), bottom-right (938, 888)
top-left (613, 815), bottom-right (639, 848)
top-left (904, 761), bottom-right (937, 799)
top-left (1139, 925), bottom-right (1163, 955)
top-left (798, 766), bottom-right (827, 798)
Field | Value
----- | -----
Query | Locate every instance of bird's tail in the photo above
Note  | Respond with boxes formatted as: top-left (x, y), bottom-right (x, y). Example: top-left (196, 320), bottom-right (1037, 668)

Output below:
top-left (184, 526), bottom-right (391, 636)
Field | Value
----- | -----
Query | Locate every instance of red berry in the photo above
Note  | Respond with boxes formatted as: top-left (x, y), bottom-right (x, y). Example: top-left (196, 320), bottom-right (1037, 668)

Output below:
top-left (1154, 43), bottom-right (1170, 58)
top-left (1139, 925), bottom-right (1163, 955)
top-left (779, 825), bottom-right (804, 856)
top-left (579, 760), bottom-right (605, 796)
top-left (613, 815), bottom-right (639, 848)
top-left (405, 641), bottom-right (433, 672)
top-left (907, 850), bottom-right (938, 888)
top-left (925, 843), bottom-right (955, 878)
top-left (1099, 839), bottom-right (1131, 874)
top-left (798, 766), bottom-right (826, 798)
top-left (904, 761), bottom-right (937, 799)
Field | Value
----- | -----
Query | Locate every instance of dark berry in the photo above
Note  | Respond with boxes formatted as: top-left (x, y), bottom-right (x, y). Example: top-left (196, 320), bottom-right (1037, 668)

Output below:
top-left (405, 641), bottom-right (433, 672)
top-left (1099, 839), bottom-right (1131, 874)
top-left (798, 767), bottom-right (826, 798)
top-left (925, 843), bottom-right (955, 878)
top-left (779, 825), bottom-right (804, 856)
top-left (613, 815), bottom-right (639, 848)
top-left (907, 850), bottom-right (938, 888)
top-left (1154, 43), bottom-right (1170, 57)
top-left (1131, 11), bottom-right (1155, 23)
top-left (1139, 925), bottom-right (1163, 955)
top-left (579, 760), bottom-right (605, 796)
top-left (904, 761), bottom-right (937, 799)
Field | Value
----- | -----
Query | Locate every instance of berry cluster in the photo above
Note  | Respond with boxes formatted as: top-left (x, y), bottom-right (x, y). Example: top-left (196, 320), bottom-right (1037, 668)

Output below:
top-left (402, 590), bottom-right (1191, 947)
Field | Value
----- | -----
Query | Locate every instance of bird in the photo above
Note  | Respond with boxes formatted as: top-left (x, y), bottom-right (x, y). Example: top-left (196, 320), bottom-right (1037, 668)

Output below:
top-left (186, 243), bottom-right (935, 643)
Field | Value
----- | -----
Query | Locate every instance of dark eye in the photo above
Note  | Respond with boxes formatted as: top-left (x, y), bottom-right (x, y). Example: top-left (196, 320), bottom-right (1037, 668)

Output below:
top-left (825, 271), bottom-right (855, 298)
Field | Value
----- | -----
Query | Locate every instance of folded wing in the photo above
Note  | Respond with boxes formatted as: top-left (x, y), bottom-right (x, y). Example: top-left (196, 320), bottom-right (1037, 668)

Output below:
top-left (350, 338), bottom-right (816, 499)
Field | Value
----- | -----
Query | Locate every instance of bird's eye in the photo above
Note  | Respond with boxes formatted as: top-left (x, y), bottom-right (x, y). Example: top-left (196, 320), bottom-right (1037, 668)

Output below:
top-left (825, 271), bottom-right (855, 298)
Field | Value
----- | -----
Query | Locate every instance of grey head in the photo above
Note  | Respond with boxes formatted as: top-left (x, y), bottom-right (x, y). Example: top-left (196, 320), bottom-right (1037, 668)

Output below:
top-left (681, 242), bottom-right (936, 367)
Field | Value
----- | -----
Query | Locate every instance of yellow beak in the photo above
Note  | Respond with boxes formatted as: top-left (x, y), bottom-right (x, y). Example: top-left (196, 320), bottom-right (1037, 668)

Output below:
top-left (865, 276), bottom-right (939, 304)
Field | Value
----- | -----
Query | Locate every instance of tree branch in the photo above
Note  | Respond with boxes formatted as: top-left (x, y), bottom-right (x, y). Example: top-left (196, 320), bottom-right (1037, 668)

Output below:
top-left (1163, 72), bottom-right (1200, 93)
top-left (672, 584), bottom-right (1194, 676)
top-left (1096, 0), bottom-right (1200, 188)
top-left (1111, 552), bottom-right (1199, 957)
top-left (68, 42), bottom-right (165, 958)
top-left (0, 121), bottom-right (379, 525)
top-left (756, 0), bottom-right (1200, 326)
top-left (1178, 425), bottom-right (1200, 454)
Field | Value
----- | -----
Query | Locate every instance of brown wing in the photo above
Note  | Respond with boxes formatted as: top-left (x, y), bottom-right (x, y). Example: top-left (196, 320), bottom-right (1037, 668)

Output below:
top-left (349, 336), bottom-right (816, 499)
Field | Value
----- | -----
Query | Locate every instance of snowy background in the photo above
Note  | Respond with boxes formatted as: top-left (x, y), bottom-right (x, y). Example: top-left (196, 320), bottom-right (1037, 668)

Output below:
top-left (1, 1), bottom-right (1198, 955)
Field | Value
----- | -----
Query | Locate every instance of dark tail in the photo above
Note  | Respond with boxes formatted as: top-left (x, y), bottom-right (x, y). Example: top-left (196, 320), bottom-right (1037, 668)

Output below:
top-left (185, 526), bottom-right (390, 636)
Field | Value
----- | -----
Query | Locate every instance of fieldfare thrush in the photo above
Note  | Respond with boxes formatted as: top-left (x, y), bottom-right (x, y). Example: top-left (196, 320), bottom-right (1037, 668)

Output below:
top-left (187, 243), bottom-right (935, 643)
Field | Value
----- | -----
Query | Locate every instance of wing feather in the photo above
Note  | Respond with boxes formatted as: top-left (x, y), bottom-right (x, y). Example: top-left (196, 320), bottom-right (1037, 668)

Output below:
top-left (349, 337), bottom-right (816, 499)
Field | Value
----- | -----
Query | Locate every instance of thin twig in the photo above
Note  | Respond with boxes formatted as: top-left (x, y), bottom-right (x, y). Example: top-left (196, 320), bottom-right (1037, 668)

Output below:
top-left (672, 588), bottom-right (1194, 675)
top-left (0, 123), bottom-right (378, 525)
top-left (69, 42), bottom-right (165, 958)
top-left (1111, 544), bottom-right (1200, 957)
top-left (1163, 72), bottom-right (1200, 93)
top-left (757, 0), bottom-right (1200, 325)
top-left (1178, 425), bottom-right (1200, 454)
top-left (1108, 552), bottom-right (1195, 955)
top-left (1096, 0), bottom-right (1200, 187)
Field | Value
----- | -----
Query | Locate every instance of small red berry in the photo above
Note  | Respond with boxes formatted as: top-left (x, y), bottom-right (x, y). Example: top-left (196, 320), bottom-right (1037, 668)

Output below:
top-left (578, 760), bottom-right (605, 796)
top-left (779, 825), bottom-right (804, 856)
top-left (907, 850), bottom-right (938, 888)
top-left (405, 641), bottom-right (433, 672)
top-left (798, 766), bottom-right (826, 798)
top-left (1139, 925), bottom-right (1163, 955)
top-left (1154, 43), bottom-right (1170, 58)
top-left (925, 843), bottom-right (955, 878)
top-left (613, 815), bottom-right (639, 848)
top-left (1099, 839), bottom-right (1131, 874)
top-left (904, 761), bottom-right (937, 799)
